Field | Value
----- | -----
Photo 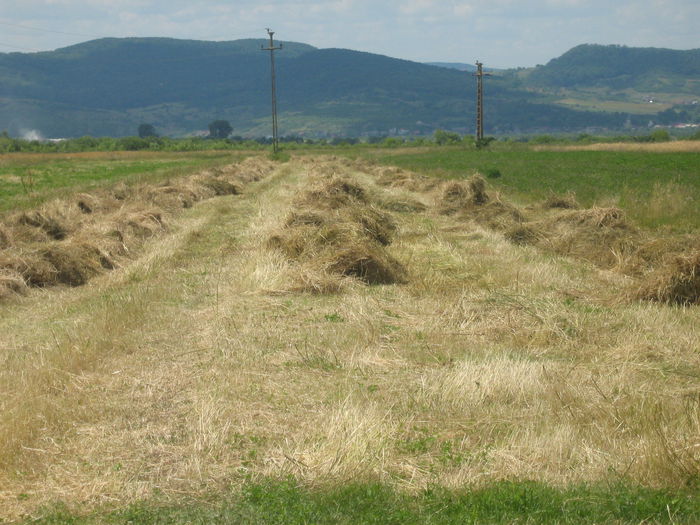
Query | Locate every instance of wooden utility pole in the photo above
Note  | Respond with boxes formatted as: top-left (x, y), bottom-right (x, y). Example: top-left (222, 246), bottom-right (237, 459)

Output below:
top-left (474, 61), bottom-right (492, 142)
top-left (262, 28), bottom-right (282, 153)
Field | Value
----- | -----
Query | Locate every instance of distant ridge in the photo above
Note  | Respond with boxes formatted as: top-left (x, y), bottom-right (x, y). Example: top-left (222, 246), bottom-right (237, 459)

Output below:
top-left (0, 38), bottom-right (697, 137)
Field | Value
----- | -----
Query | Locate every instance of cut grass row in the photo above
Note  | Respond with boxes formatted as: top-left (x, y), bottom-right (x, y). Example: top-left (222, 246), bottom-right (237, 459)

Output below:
top-left (361, 147), bottom-right (700, 231)
top-left (0, 151), bottom-right (245, 213)
top-left (29, 479), bottom-right (700, 524)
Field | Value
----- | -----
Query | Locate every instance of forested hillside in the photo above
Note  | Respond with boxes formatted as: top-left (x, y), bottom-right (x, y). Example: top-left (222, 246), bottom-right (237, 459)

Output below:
top-left (526, 44), bottom-right (700, 92)
top-left (0, 38), bottom-right (696, 138)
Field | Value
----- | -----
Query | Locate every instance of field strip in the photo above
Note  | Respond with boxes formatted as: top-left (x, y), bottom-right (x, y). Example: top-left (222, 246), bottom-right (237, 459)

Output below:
top-left (1, 156), bottom-right (699, 520)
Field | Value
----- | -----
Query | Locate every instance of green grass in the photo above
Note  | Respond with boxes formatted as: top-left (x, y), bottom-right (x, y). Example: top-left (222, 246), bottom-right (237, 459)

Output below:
top-left (29, 479), bottom-right (700, 524)
top-left (0, 151), bottom-right (242, 213)
top-left (364, 147), bottom-right (700, 231)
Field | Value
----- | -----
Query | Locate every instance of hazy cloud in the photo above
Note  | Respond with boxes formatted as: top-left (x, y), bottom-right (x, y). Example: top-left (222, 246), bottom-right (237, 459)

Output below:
top-left (0, 0), bottom-right (696, 67)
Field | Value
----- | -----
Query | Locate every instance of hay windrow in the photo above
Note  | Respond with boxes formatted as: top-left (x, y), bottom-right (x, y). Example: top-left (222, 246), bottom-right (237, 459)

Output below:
top-left (17, 209), bottom-right (72, 240)
top-left (636, 251), bottom-right (700, 305)
top-left (0, 269), bottom-right (27, 299)
top-left (507, 207), bottom-right (640, 270)
top-left (438, 176), bottom-right (526, 231)
top-left (268, 175), bottom-right (407, 289)
top-left (542, 192), bottom-right (579, 210)
top-left (296, 177), bottom-right (368, 209)
top-left (198, 177), bottom-right (241, 196)
top-left (0, 157), bottom-right (275, 298)
top-left (377, 195), bottom-right (427, 213)
top-left (0, 225), bottom-right (11, 249)
top-left (372, 166), bottom-right (440, 193)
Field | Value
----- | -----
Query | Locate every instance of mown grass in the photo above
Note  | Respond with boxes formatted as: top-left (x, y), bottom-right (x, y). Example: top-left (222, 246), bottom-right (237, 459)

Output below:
top-left (29, 479), bottom-right (700, 524)
top-left (0, 151), bottom-right (245, 213)
top-left (2, 153), bottom-right (699, 523)
top-left (363, 147), bottom-right (700, 230)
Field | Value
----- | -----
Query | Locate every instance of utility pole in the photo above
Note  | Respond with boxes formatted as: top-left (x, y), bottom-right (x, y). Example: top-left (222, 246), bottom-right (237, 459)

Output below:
top-left (474, 61), bottom-right (492, 143)
top-left (261, 28), bottom-right (282, 153)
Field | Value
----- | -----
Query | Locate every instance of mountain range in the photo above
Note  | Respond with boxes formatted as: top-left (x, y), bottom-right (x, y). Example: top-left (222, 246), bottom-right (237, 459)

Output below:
top-left (0, 38), bottom-right (697, 138)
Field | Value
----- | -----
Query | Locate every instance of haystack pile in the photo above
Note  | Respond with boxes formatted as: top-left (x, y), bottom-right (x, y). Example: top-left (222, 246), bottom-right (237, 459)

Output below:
top-left (267, 175), bottom-right (407, 291)
top-left (0, 157), bottom-right (275, 299)
top-left (437, 175), bottom-right (526, 231)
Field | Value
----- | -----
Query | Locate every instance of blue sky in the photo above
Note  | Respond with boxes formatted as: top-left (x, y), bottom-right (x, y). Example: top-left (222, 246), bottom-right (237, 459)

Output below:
top-left (0, 0), bottom-right (697, 67)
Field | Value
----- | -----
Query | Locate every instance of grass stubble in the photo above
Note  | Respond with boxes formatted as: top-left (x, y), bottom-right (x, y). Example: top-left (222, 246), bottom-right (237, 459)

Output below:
top-left (0, 154), bottom-right (698, 522)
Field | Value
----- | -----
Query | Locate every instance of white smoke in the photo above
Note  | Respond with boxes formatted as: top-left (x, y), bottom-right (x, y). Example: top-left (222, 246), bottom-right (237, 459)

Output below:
top-left (20, 129), bottom-right (44, 141)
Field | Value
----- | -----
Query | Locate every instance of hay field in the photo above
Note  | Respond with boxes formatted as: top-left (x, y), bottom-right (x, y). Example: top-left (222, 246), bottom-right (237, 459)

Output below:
top-left (535, 141), bottom-right (700, 153)
top-left (0, 155), bottom-right (698, 520)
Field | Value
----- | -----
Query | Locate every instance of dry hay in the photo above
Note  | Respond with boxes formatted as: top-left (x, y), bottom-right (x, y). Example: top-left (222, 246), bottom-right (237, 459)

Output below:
top-left (505, 225), bottom-right (541, 246)
top-left (111, 182), bottom-right (135, 201)
top-left (0, 241), bottom-right (110, 289)
top-left (268, 176), bottom-right (406, 288)
top-left (438, 175), bottom-right (489, 214)
top-left (0, 224), bottom-right (11, 249)
top-left (75, 192), bottom-right (117, 215)
top-left (505, 207), bottom-right (640, 270)
top-left (438, 175), bottom-right (526, 231)
top-left (145, 181), bottom-right (211, 210)
top-left (232, 157), bottom-right (276, 183)
top-left (373, 166), bottom-right (439, 193)
top-left (17, 209), bottom-right (72, 241)
top-left (636, 250), bottom-right (700, 305)
top-left (542, 192), bottom-right (579, 210)
top-left (295, 176), bottom-right (368, 210)
top-left (198, 176), bottom-right (241, 196)
top-left (0, 269), bottom-right (27, 299)
top-left (324, 245), bottom-right (407, 285)
top-left (0, 158), bottom-right (273, 299)
top-left (438, 181), bottom-right (471, 215)
top-left (377, 195), bottom-right (427, 214)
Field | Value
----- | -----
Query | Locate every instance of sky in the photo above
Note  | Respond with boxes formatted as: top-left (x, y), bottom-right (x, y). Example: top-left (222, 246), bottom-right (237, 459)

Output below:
top-left (0, 0), bottom-right (697, 68)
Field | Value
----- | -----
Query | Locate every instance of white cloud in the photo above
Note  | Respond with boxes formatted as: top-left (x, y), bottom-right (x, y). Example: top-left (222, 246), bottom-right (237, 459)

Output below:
top-left (0, 0), bottom-right (697, 66)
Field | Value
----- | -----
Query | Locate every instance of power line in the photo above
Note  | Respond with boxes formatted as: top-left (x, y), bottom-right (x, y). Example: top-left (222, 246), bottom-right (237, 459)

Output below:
top-left (0, 20), bottom-right (103, 39)
top-left (0, 41), bottom-right (41, 52)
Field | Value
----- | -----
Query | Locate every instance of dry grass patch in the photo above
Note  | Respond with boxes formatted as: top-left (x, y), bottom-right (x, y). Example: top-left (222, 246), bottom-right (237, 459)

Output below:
top-left (536, 141), bottom-right (700, 153)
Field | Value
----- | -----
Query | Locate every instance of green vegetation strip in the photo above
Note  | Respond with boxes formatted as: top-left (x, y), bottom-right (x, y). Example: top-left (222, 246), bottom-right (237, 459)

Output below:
top-left (30, 480), bottom-right (700, 524)
top-left (0, 152), bottom-right (241, 213)
top-left (366, 148), bottom-right (700, 230)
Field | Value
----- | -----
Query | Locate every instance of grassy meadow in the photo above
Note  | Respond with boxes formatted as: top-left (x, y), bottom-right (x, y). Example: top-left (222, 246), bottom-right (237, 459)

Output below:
top-left (362, 142), bottom-right (700, 230)
top-left (0, 151), bottom-right (244, 213)
top-left (0, 145), bottom-right (698, 523)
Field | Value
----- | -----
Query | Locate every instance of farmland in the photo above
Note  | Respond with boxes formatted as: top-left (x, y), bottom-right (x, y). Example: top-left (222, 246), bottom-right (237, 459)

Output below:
top-left (0, 145), bottom-right (699, 523)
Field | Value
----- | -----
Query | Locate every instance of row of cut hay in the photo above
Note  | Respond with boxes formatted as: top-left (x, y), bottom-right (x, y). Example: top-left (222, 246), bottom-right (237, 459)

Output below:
top-left (436, 175), bottom-right (526, 232)
top-left (266, 174), bottom-right (407, 291)
top-left (429, 173), bottom-right (700, 305)
top-left (0, 157), bottom-right (275, 299)
top-left (372, 166), bottom-right (441, 193)
top-left (505, 206), bottom-right (643, 271)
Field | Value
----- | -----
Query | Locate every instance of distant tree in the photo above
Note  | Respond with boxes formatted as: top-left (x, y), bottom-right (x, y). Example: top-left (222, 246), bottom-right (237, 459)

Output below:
top-left (138, 123), bottom-right (158, 138)
top-left (434, 129), bottom-right (461, 145)
top-left (208, 120), bottom-right (233, 139)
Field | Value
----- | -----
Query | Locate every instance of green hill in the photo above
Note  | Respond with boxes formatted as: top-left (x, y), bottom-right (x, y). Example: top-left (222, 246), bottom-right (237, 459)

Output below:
top-left (0, 38), bottom-right (696, 138)
top-left (526, 44), bottom-right (700, 92)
